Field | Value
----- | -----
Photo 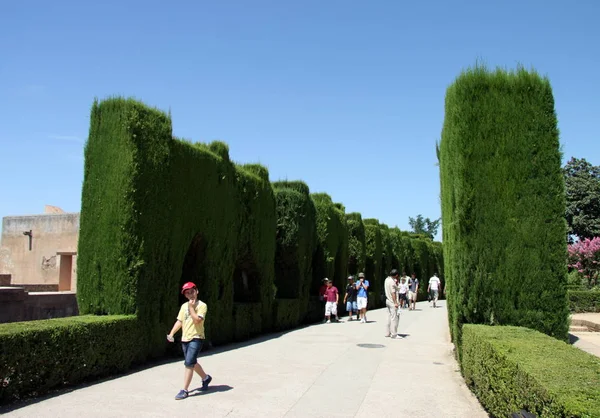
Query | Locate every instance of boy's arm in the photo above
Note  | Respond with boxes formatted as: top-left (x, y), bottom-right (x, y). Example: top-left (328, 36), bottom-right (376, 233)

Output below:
top-left (168, 320), bottom-right (182, 338)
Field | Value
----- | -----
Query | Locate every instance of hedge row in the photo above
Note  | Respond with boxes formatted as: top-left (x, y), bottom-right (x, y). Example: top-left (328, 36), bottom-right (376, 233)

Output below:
top-left (462, 324), bottom-right (600, 417)
top-left (568, 290), bottom-right (600, 313)
top-left (439, 65), bottom-right (569, 352)
top-left (0, 315), bottom-right (143, 404)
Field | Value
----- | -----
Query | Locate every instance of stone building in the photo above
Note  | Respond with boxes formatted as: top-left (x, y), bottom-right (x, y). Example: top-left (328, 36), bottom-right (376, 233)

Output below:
top-left (0, 206), bottom-right (79, 291)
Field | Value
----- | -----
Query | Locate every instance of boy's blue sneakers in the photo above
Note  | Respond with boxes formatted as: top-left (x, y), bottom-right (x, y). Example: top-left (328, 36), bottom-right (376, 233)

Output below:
top-left (201, 375), bottom-right (212, 391)
top-left (175, 389), bottom-right (188, 400)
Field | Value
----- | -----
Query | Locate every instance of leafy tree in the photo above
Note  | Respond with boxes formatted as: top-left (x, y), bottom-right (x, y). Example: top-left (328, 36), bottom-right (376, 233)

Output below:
top-left (564, 157), bottom-right (600, 241)
top-left (408, 214), bottom-right (440, 240)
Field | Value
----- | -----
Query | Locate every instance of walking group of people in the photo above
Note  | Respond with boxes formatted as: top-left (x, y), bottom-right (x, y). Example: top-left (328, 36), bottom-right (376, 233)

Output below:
top-left (319, 273), bottom-right (370, 323)
top-left (165, 271), bottom-right (442, 400)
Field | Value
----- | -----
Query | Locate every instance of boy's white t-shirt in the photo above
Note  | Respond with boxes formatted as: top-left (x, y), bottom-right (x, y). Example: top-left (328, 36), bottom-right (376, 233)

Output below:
top-left (429, 276), bottom-right (440, 291)
top-left (398, 282), bottom-right (408, 294)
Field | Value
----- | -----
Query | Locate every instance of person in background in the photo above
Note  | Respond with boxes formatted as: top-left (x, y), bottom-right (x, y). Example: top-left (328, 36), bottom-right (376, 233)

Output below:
top-left (355, 272), bottom-right (369, 323)
top-left (324, 279), bottom-right (339, 323)
top-left (408, 273), bottom-right (419, 310)
top-left (398, 275), bottom-right (409, 309)
top-left (428, 273), bottom-right (442, 308)
top-left (343, 275), bottom-right (358, 321)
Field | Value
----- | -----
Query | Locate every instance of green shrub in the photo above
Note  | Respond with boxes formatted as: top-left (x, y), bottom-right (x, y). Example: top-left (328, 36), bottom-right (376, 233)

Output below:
top-left (364, 219), bottom-right (383, 308)
top-left (78, 98), bottom-right (276, 351)
top-left (272, 299), bottom-right (304, 331)
top-left (462, 324), bottom-right (600, 417)
top-left (311, 193), bottom-right (348, 294)
top-left (378, 223), bottom-right (394, 277)
top-left (440, 65), bottom-right (569, 349)
top-left (0, 315), bottom-right (143, 404)
top-left (272, 181), bottom-right (317, 301)
top-left (568, 290), bottom-right (600, 313)
top-left (346, 213), bottom-right (366, 276)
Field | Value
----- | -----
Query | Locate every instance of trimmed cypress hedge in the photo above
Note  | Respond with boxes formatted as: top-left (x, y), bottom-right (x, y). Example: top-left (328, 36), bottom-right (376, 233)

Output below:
top-left (364, 219), bottom-right (384, 308)
top-left (78, 98), bottom-right (277, 351)
top-left (311, 193), bottom-right (349, 294)
top-left (462, 324), bottom-right (600, 417)
top-left (568, 290), bottom-right (600, 313)
top-left (440, 65), bottom-right (569, 349)
top-left (0, 315), bottom-right (142, 403)
top-left (378, 223), bottom-right (394, 277)
top-left (346, 213), bottom-right (366, 276)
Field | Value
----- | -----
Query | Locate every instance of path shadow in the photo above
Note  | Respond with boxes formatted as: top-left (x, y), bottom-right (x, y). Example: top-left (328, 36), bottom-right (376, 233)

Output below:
top-left (569, 333), bottom-right (580, 344)
top-left (189, 385), bottom-right (233, 397)
top-left (397, 333), bottom-right (410, 339)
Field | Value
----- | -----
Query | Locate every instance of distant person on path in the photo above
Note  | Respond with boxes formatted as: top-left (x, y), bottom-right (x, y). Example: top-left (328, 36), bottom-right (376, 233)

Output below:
top-left (343, 275), bottom-right (358, 321)
top-left (167, 282), bottom-right (212, 400)
top-left (428, 273), bottom-right (442, 308)
top-left (408, 273), bottom-right (419, 310)
top-left (398, 276), bottom-right (409, 309)
top-left (324, 279), bottom-right (339, 323)
top-left (355, 272), bottom-right (369, 323)
top-left (384, 269), bottom-right (401, 338)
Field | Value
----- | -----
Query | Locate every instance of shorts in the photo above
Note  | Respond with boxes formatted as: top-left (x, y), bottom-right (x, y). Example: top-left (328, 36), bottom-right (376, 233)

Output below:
top-left (357, 296), bottom-right (368, 310)
top-left (409, 291), bottom-right (417, 302)
top-left (431, 289), bottom-right (439, 300)
top-left (346, 300), bottom-right (358, 312)
top-left (325, 301), bottom-right (338, 316)
top-left (181, 338), bottom-right (203, 368)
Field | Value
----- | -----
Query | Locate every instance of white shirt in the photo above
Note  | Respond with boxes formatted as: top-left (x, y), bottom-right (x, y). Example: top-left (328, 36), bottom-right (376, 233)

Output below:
top-left (429, 276), bottom-right (440, 291)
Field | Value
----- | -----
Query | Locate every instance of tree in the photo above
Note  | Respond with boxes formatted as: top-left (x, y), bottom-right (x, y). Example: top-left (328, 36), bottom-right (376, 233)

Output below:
top-left (564, 157), bottom-right (600, 241)
top-left (568, 237), bottom-right (600, 288)
top-left (408, 214), bottom-right (440, 240)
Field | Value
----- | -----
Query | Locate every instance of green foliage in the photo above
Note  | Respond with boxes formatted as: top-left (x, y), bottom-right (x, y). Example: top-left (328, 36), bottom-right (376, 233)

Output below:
top-left (462, 324), bottom-right (600, 417)
top-left (564, 157), bottom-right (600, 241)
top-left (346, 213), bottom-right (366, 276)
top-left (311, 193), bottom-right (348, 292)
top-left (378, 223), bottom-right (394, 278)
top-left (568, 290), bottom-right (600, 313)
top-left (408, 214), bottom-right (441, 240)
top-left (272, 181), bottom-right (317, 304)
top-left (364, 219), bottom-right (383, 308)
top-left (272, 299), bottom-right (304, 331)
top-left (0, 315), bottom-right (142, 404)
top-left (439, 65), bottom-right (569, 349)
top-left (78, 97), bottom-right (276, 351)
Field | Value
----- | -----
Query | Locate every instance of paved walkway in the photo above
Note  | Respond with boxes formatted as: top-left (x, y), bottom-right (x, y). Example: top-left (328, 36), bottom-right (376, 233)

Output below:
top-left (3, 301), bottom-right (486, 418)
top-left (571, 312), bottom-right (600, 357)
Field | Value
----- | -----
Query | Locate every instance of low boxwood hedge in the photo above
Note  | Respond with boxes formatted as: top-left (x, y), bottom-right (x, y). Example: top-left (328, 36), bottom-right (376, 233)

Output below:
top-left (462, 324), bottom-right (600, 417)
top-left (568, 290), bottom-right (600, 313)
top-left (0, 315), bottom-right (145, 404)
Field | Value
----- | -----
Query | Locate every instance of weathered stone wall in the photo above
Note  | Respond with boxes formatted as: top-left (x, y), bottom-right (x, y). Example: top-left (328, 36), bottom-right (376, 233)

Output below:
top-left (0, 213), bottom-right (79, 288)
top-left (0, 287), bottom-right (78, 323)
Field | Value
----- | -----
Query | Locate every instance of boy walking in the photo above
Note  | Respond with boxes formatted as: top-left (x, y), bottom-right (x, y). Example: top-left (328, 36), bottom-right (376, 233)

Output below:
top-left (324, 279), bottom-right (339, 323)
top-left (167, 282), bottom-right (212, 400)
top-left (343, 275), bottom-right (358, 321)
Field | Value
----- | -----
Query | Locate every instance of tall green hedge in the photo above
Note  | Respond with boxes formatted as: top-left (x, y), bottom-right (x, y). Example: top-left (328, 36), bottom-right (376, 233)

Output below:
top-left (346, 213), bottom-right (366, 276)
top-left (378, 223), bottom-right (394, 277)
top-left (271, 181), bottom-right (317, 326)
top-left (78, 98), bottom-right (276, 350)
top-left (311, 193), bottom-right (349, 294)
top-left (364, 219), bottom-right (383, 308)
top-left (440, 65), bottom-right (569, 350)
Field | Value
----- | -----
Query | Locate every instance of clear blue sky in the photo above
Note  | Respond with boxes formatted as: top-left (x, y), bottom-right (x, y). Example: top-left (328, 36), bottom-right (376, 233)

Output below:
top-left (1, 0), bottom-right (599, 241)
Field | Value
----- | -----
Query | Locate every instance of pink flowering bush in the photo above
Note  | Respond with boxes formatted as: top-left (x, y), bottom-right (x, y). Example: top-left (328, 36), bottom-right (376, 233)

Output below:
top-left (568, 237), bottom-right (600, 288)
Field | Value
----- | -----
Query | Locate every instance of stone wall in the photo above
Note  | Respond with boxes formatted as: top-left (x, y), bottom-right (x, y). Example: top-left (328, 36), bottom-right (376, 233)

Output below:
top-left (0, 287), bottom-right (79, 324)
top-left (0, 213), bottom-right (79, 289)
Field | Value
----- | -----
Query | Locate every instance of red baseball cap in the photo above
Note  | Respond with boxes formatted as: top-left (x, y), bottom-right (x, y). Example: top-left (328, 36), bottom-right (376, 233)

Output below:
top-left (181, 282), bottom-right (197, 294)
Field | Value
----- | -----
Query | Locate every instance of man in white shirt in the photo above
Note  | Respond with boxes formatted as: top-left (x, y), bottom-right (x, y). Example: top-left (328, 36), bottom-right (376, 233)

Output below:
top-left (427, 273), bottom-right (442, 308)
top-left (384, 269), bottom-right (400, 339)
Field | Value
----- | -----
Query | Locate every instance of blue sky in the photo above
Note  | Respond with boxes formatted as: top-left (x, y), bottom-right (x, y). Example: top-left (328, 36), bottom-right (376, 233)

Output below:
top-left (1, 0), bottom-right (599, 241)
